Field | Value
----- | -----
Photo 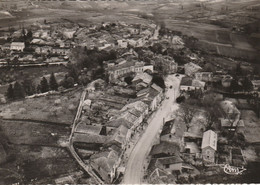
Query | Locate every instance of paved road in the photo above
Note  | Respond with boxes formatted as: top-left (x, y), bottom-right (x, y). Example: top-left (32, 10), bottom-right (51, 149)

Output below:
top-left (123, 75), bottom-right (182, 184)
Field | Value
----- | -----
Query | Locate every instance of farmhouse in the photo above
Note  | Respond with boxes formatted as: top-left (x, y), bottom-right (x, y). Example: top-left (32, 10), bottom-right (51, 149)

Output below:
top-left (201, 130), bottom-right (217, 163)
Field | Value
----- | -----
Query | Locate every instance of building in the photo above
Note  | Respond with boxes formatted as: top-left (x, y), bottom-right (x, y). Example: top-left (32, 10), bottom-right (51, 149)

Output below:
top-left (195, 72), bottom-right (213, 82)
top-left (180, 77), bottom-right (194, 91)
top-left (222, 75), bottom-right (233, 88)
top-left (184, 62), bottom-right (202, 76)
top-left (108, 60), bottom-right (145, 81)
top-left (154, 156), bottom-right (184, 173)
top-left (90, 149), bottom-right (120, 183)
top-left (10, 42), bottom-right (25, 51)
top-left (165, 59), bottom-right (178, 74)
top-left (201, 130), bottom-right (217, 163)
top-left (252, 80), bottom-right (260, 91)
top-left (117, 40), bottom-right (128, 48)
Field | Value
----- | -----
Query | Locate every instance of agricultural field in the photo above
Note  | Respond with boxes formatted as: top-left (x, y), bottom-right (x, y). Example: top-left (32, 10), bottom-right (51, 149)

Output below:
top-left (0, 88), bottom-right (81, 124)
top-left (0, 145), bottom-right (80, 184)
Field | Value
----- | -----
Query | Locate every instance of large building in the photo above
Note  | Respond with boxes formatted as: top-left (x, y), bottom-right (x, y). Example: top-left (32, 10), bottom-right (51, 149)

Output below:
top-left (107, 60), bottom-right (153, 81)
top-left (201, 130), bottom-right (217, 163)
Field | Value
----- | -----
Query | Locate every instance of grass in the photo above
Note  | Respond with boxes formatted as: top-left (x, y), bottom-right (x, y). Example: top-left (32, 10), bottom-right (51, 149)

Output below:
top-left (0, 145), bottom-right (80, 184)
top-left (0, 88), bottom-right (81, 124)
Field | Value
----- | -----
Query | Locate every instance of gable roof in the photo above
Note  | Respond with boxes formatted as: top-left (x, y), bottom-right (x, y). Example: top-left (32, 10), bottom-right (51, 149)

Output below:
top-left (151, 83), bottom-right (163, 92)
top-left (150, 141), bottom-right (180, 156)
top-left (180, 77), bottom-right (193, 86)
top-left (201, 130), bottom-right (217, 151)
top-left (75, 123), bottom-right (102, 135)
top-left (157, 156), bottom-right (183, 165)
top-left (73, 133), bottom-right (108, 144)
top-left (106, 118), bottom-right (133, 129)
top-left (160, 119), bottom-right (174, 136)
top-left (132, 72), bottom-right (152, 84)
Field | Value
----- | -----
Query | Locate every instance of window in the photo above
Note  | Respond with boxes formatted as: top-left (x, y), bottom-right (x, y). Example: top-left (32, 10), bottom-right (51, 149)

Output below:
top-left (165, 164), bottom-right (170, 169)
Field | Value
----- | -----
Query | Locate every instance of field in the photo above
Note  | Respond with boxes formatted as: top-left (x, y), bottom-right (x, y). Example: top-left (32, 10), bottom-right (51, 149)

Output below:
top-left (0, 88), bottom-right (81, 124)
top-left (0, 145), bottom-right (81, 184)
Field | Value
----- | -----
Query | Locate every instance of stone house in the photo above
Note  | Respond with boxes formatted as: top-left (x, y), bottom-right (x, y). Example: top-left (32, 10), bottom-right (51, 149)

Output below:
top-left (201, 130), bottom-right (217, 163)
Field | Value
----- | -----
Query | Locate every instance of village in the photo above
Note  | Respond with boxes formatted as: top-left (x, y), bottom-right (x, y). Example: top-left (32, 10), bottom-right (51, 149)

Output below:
top-left (0, 14), bottom-right (260, 184)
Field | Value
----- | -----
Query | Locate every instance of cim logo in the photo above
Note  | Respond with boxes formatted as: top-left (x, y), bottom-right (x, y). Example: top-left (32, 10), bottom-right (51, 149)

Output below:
top-left (222, 164), bottom-right (246, 175)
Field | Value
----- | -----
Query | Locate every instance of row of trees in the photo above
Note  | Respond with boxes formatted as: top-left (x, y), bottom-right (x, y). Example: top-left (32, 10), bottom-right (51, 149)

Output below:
top-left (6, 73), bottom-right (58, 100)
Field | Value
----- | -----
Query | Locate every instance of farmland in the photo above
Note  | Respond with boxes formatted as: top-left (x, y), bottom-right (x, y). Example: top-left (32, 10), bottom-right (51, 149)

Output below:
top-left (0, 88), bottom-right (81, 124)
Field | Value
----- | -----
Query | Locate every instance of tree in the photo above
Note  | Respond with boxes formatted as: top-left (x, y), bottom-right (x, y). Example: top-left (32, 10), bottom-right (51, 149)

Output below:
top-left (49, 73), bottom-right (58, 91)
top-left (6, 84), bottom-right (14, 99)
top-left (40, 77), bottom-right (49, 93)
top-left (13, 82), bottom-right (25, 99)
top-left (22, 78), bottom-right (36, 96)
top-left (152, 75), bottom-right (165, 89)
top-left (178, 104), bottom-right (196, 131)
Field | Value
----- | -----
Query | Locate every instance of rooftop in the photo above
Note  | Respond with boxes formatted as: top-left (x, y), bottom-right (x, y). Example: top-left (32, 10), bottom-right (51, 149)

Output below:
top-left (180, 77), bottom-right (193, 86)
top-left (201, 130), bottom-right (218, 151)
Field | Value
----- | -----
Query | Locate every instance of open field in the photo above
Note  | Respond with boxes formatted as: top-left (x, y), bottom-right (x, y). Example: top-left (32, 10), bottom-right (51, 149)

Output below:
top-left (0, 119), bottom-right (69, 146)
top-left (0, 88), bottom-right (81, 124)
top-left (0, 145), bottom-right (80, 184)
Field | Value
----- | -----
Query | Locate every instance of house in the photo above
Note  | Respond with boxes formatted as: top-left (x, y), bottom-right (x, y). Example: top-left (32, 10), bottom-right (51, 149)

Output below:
top-left (106, 118), bottom-right (133, 130)
top-left (195, 72), bottom-right (213, 82)
top-left (201, 130), bottom-right (218, 163)
top-left (160, 119), bottom-right (185, 149)
top-left (90, 149), bottom-right (120, 183)
top-left (10, 42), bottom-right (25, 51)
top-left (165, 59), bottom-right (178, 74)
top-left (35, 46), bottom-right (52, 54)
top-left (148, 168), bottom-right (176, 184)
top-left (150, 141), bottom-right (180, 158)
top-left (132, 72), bottom-right (152, 86)
top-left (184, 62), bottom-right (202, 76)
top-left (192, 79), bottom-right (206, 90)
top-left (222, 75), bottom-right (233, 88)
top-left (252, 80), bottom-right (260, 91)
top-left (154, 156), bottom-right (184, 173)
top-left (180, 77), bottom-right (194, 91)
top-left (82, 99), bottom-right (92, 110)
top-left (121, 101), bottom-right (149, 119)
top-left (1, 43), bottom-right (10, 50)
top-left (117, 39), bottom-right (128, 48)
top-left (107, 125), bottom-right (131, 149)
top-left (220, 118), bottom-right (245, 131)
top-left (75, 123), bottom-right (102, 135)
top-left (184, 142), bottom-right (200, 155)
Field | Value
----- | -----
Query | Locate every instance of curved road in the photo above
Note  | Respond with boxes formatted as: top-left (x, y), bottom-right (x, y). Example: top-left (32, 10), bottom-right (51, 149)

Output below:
top-left (123, 75), bottom-right (181, 184)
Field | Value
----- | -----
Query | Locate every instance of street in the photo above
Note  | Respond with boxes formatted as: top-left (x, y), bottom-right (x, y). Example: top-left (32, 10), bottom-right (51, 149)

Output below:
top-left (122, 75), bottom-right (182, 184)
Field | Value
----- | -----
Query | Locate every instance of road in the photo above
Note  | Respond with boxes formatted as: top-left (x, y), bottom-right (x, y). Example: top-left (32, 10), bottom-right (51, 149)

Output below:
top-left (123, 75), bottom-right (182, 184)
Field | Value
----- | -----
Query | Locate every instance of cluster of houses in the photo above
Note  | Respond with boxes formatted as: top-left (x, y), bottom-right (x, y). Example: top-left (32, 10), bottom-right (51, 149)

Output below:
top-left (70, 56), bottom-right (167, 183)
top-left (146, 114), bottom-right (219, 183)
